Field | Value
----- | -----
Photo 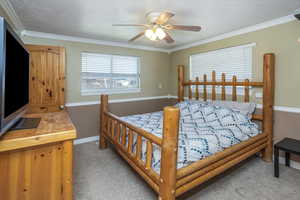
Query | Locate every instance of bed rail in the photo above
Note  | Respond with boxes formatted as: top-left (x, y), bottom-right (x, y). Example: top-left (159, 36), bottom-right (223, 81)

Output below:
top-left (99, 95), bottom-right (181, 195)
top-left (99, 95), bottom-right (179, 199)
top-left (99, 95), bottom-right (162, 190)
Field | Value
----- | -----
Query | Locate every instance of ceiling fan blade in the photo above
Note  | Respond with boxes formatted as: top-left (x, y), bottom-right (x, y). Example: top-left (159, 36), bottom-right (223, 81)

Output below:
top-left (129, 31), bottom-right (145, 42)
top-left (164, 32), bottom-right (174, 43)
top-left (112, 24), bottom-right (148, 27)
top-left (156, 12), bottom-right (175, 25)
top-left (165, 25), bottom-right (201, 32)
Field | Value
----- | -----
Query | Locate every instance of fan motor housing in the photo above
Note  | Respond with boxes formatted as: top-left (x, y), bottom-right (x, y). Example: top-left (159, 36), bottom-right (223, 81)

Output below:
top-left (146, 11), bottom-right (163, 23)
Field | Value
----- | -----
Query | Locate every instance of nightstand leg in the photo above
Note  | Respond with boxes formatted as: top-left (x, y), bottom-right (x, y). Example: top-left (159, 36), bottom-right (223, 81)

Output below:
top-left (274, 147), bottom-right (279, 178)
top-left (285, 152), bottom-right (290, 167)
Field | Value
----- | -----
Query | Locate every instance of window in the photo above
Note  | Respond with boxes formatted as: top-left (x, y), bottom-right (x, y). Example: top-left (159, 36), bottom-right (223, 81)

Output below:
top-left (189, 43), bottom-right (254, 94)
top-left (81, 53), bottom-right (140, 95)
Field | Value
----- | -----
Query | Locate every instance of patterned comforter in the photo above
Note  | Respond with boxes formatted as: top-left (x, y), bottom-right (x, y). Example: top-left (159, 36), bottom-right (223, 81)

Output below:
top-left (121, 101), bottom-right (260, 173)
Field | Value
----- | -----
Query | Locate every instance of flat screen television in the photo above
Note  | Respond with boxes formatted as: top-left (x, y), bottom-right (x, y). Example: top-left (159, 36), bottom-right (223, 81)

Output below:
top-left (0, 17), bottom-right (30, 136)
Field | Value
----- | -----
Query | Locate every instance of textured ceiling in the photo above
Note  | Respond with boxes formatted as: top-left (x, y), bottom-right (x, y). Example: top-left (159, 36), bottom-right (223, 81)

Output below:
top-left (9, 0), bottom-right (300, 49)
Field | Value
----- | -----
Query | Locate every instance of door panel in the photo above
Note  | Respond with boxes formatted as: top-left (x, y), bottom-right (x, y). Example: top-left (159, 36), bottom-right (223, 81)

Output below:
top-left (26, 45), bottom-right (66, 113)
top-left (0, 143), bottom-right (64, 200)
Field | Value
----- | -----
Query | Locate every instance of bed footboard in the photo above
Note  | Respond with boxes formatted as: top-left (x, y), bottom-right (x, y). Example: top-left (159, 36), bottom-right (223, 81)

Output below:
top-left (99, 95), bottom-right (180, 199)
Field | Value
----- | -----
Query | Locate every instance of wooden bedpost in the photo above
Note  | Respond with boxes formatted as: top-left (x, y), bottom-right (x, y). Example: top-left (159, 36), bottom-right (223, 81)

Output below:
top-left (178, 65), bottom-right (185, 102)
top-left (262, 53), bottom-right (275, 162)
top-left (159, 107), bottom-right (180, 200)
top-left (99, 94), bottom-right (108, 149)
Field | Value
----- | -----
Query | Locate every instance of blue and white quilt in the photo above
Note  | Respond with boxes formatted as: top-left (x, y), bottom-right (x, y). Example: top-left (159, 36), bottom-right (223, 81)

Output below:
top-left (121, 101), bottom-right (260, 173)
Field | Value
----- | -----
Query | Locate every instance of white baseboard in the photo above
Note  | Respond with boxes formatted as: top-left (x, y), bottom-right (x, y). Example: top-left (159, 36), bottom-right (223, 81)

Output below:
top-left (74, 136), bottom-right (99, 145)
top-left (278, 156), bottom-right (300, 170)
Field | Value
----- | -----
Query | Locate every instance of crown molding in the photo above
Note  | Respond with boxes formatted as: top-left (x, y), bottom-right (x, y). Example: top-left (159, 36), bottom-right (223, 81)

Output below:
top-left (169, 14), bottom-right (296, 52)
top-left (15, 13), bottom-right (296, 53)
top-left (21, 30), bottom-right (171, 53)
top-left (0, 0), bottom-right (24, 33)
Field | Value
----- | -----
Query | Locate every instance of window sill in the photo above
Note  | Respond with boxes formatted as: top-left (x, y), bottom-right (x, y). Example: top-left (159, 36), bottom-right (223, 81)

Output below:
top-left (81, 88), bottom-right (141, 96)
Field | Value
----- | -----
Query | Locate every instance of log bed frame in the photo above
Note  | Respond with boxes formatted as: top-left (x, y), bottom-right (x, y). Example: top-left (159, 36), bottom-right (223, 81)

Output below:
top-left (99, 53), bottom-right (275, 200)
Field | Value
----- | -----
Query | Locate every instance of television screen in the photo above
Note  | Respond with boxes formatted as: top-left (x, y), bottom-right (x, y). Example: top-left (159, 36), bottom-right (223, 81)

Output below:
top-left (0, 17), bottom-right (30, 136)
top-left (4, 30), bottom-right (29, 118)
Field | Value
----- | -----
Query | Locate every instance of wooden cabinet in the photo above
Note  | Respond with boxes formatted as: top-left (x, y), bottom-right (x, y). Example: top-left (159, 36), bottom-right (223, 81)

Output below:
top-left (0, 111), bottom-right (76, 200)
top-left (26, 45), bottom-right (66, 113)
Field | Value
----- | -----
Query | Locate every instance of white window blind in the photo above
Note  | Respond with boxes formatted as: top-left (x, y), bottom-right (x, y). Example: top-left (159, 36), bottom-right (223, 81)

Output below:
top-left (190, 43), bottom-right (254, 81)
top-left (81, 53), bottom-right (140, 95)
top-left (190, 43), bottom-right (254, 94)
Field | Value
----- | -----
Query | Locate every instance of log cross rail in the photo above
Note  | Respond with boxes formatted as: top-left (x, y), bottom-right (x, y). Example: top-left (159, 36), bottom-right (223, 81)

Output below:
top-left (183, 80), bottom-right (264, 87)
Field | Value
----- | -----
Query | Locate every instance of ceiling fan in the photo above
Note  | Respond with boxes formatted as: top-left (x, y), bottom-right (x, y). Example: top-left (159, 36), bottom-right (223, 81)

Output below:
top-left (113, 11), bottom-right (201, 43)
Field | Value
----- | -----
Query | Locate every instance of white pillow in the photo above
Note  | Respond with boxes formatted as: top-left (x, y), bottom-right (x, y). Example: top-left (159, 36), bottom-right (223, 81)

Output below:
top-left (210, 100), bottom-right (256, 117)
top-left (176, 99), bottom-right (256, 118)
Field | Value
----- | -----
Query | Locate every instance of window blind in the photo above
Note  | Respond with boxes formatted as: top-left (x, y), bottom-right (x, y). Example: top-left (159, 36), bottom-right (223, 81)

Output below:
top-left (190, 43), bottom-right (254, 81)
top-left (81, 53), bottom-right (140, 95)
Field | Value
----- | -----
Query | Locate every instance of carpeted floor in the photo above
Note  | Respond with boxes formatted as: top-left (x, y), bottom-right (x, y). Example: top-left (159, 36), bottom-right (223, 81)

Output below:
top-left (74, 142), bottom-right (300, 200)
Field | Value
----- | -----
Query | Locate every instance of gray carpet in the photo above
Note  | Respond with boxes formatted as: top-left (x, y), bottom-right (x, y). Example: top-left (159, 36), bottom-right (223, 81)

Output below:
top-left (74, 142), bottom-right (300, 200)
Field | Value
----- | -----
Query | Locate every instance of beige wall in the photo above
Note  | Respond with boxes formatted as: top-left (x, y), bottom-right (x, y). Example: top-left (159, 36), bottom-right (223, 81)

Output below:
top-left (2, 4), bottom-right (300, 108)
top-left (67, 98), bottom-right (177, 139)
top-left (170, 21), bottom-right (300, 107)
top-left (21, 36), bottom-right (171, 104)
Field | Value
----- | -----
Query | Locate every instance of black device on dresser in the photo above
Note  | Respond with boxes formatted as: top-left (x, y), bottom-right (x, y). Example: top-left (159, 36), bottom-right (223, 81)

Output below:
top-left (274, 138), bottom-right (300, 177)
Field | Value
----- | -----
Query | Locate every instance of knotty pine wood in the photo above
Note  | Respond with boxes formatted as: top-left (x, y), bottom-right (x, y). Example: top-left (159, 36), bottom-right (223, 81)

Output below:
top-left (195, 77), bottom-right (200, 100)
top-left (26, 45), bottom-right (66, 113)
top-left (0, 111), bottom-right (76, 152)
top-left (211, 71), bottom-right (216, 100)
top-left (232, 75), bottom-right (237, 101)
top-left (177, 65), bottom-right (184, 102)
top-left (221, 73), bottom-right (226, 100)
top-left (159, 107), bottom-right (180, 200)
top-left (0, 111), bottom-right (76, 200)
top-left (203, 74), bottom-right (207, 101)
top-left (262, 53), bottom-right (275, 162)
top-left (99, 95), bottom-right (108, 149)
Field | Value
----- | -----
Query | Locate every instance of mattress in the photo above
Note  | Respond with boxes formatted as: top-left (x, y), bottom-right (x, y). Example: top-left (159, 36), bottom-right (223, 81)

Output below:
top-left (121, 101), bottom-right (260, 173)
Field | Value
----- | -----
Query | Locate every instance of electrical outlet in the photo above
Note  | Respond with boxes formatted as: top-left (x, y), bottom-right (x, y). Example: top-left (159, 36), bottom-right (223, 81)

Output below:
top-left (158, 83), bottom-right (163, 89)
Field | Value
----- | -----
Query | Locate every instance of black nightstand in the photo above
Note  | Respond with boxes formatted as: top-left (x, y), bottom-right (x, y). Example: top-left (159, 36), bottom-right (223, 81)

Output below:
top-left (274, 138), bottom-right (300, 178)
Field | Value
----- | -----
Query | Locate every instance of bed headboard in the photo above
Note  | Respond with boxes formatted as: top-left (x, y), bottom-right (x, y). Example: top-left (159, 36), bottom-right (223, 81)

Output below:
top-left (177, 53), bottom-right (275, 161)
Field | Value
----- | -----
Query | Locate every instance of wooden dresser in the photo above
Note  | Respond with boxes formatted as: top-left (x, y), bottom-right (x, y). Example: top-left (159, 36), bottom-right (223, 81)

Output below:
top-left (0, 111), bottom-right (77, 200)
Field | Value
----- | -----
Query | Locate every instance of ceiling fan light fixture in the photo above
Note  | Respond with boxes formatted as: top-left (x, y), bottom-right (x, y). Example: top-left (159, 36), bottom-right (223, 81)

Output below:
top-left (145, 29), bottom-right (154, 39)
top-left (118, 11), bottom-right (200, 43)
top-left (150, 33), bottom-right (157, 41)
top-left (155, 28), bottom-right (166, 40)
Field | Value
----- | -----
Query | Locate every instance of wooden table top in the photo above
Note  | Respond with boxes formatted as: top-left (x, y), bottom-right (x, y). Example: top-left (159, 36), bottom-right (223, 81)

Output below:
top-left (0, 111), bottom-right (77, 152)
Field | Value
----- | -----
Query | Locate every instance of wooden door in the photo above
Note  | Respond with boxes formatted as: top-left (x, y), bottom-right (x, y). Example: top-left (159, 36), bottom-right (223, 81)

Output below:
top-left (26, 45), bottom-right (65, 113)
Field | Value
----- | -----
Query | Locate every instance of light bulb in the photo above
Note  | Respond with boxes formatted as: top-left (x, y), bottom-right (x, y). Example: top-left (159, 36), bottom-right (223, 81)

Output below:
top-left (155, 28), bottom-right (166, 40)
top-left (145, 29), bottom-right (154, 39)
top-left (150, 34), bottom-right (157, 41)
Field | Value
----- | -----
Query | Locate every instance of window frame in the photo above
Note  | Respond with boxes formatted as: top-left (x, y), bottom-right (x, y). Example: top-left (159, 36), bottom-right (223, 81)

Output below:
top-left (80, 52), bottom-right (141, 96)
top-left (189, 43), bottom-right (255, 95)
